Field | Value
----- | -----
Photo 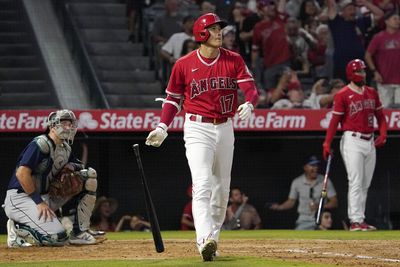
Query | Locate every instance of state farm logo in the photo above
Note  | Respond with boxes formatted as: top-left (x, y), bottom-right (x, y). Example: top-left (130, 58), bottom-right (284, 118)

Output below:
top-left (78, 112), bottom-right (98, 129)
top-left (320, 111), bottom-right (332, 129)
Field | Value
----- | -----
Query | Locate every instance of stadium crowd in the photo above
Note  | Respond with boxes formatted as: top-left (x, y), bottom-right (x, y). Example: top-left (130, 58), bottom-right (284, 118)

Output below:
top-left (136, 0), bottom-right (399, 109)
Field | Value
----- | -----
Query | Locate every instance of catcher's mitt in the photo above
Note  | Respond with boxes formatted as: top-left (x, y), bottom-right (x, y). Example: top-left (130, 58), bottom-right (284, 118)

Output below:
top-left (49, 167), bottom-right (84, 199)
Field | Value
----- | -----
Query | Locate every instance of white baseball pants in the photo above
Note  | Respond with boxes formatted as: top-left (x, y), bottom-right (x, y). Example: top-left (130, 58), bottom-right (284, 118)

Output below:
top-left (340, 131), bottom-right (376, 223)
top-left (184, 114), bottom-right (234, 247)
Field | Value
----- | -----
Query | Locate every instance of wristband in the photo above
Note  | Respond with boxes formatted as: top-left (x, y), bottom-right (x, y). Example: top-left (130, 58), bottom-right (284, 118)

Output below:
top-left (29, 192), bottom-right (43, 205)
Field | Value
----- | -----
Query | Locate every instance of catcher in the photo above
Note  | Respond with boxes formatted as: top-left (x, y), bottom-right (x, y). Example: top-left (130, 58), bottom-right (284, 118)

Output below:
top-left (3, 109), bottom-right (103, 247)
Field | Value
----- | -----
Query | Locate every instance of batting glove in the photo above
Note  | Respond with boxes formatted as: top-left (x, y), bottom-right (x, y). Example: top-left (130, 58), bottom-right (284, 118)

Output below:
top-left (322, 142), bottom-right (330, 161)
top-left (374, 135), bottom-right (387, 148)
top-left (145, 123), bottom-right (168, 147)
top-left (237, 102), bottom-right (254, 121)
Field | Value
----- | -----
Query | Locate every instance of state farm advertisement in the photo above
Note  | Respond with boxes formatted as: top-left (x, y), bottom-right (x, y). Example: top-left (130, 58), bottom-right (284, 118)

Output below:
top-left (0, 109), bottom-right (399, 132)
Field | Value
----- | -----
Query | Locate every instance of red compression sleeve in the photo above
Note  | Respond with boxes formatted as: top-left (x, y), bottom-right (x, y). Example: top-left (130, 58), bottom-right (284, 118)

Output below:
top-left (239, 81), bottom-right (259, 106)
top-left (324, 114), bottom-right (341, 145)
top-left (159, 95), bottom-right (180, 127)
top-left (375, 109), bottom-right (387, 137)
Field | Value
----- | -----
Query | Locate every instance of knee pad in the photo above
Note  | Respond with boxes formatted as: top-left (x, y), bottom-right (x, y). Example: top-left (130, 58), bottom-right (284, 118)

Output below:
top-left (80, 167), bottom-right (97, 193)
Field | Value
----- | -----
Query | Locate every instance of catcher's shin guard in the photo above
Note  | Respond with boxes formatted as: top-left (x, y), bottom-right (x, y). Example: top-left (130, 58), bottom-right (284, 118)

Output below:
top-left (76, 167), bottom-right (98, 232)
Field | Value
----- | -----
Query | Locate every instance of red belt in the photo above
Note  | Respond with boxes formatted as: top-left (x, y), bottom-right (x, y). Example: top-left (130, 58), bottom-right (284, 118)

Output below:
top-left (189, 115), bottom-right (228, 125)
top-left (351, 132), bottom-right (373, 141)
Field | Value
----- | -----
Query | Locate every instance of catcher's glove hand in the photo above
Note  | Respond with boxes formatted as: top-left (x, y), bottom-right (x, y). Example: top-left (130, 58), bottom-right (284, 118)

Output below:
top-left (49, 166), bottom-right (84, 199)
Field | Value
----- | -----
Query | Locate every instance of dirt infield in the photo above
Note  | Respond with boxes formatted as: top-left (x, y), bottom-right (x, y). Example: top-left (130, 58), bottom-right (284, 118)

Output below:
top-left (2, 239), bottom-right (400, 266)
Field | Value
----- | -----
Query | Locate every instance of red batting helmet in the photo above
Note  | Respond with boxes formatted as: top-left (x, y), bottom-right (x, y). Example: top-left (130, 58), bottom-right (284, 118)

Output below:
top-left (193, 13), bottom-right (228, 42)
top-left (346, 59), bottom-right (366, 83)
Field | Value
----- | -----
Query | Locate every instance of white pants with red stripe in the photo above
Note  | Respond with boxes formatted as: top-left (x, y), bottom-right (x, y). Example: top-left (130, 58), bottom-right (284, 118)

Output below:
top-left (340, 131), bottom-right (376, 223)
top-left (183, 114), bottom-right (234, 248)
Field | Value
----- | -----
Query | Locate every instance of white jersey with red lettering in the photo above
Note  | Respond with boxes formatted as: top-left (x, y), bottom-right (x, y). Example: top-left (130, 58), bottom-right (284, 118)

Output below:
top-left (333, 85), bottom-right (383, 224)
top-left (166, 48), bottom-right (254, 118)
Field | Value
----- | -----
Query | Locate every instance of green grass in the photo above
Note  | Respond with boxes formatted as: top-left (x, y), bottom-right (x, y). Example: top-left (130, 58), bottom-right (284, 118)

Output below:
top-left (94, 229), bottom-right (400, 241)
top-left (2, 230), bottom-right (400, 267)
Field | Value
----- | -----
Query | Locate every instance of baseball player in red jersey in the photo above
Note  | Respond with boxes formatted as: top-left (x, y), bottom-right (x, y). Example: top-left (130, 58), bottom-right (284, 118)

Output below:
top-left (323, 59), bottom-right (387, 231)
top-left (146, 13), bottom-right (258, 261)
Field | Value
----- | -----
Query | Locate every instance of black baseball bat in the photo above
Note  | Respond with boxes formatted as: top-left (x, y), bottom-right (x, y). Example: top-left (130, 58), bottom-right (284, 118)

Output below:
top-left (315, 153), bottom-right (332, 225)
top-left (132, 144), bottom-right (164, 253)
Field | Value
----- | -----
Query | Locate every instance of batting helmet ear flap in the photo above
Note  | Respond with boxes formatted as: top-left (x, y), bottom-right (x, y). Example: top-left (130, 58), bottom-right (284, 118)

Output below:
top-left (199, 29), bottom-right (209, 40)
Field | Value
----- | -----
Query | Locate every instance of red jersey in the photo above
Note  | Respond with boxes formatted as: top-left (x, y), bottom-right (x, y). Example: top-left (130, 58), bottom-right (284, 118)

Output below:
top-left (166, 48), bottom-right (254, 118)
top-left (252, 13), bottom-right (291, 68)
top-left (367, 30), bottom-right (400, 84)
top-left (332, 85), bottom-right (383, 133)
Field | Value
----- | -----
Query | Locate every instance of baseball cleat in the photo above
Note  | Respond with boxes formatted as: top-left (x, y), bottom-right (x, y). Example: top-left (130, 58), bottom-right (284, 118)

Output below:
top-left (200, 239), bottom-right (217, 261)
top-left (360, 222), bottom-right (377, 231)
top-left (349, 222), bottom-right (362, 231)
top-left (88, 229), bottom-right (106, 236)
top-left (7, 219), bottom-right (33, 248)
top-left (69, 230), bottom-right (98, 245)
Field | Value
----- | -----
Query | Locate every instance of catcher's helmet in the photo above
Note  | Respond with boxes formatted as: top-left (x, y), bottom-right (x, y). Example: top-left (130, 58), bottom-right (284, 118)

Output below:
top-left (346, 59), bottom-right (366, 83)
top-left (47, 109), bottom-right (78, 144)
top-left (193, 13), bottom-right (228, 42)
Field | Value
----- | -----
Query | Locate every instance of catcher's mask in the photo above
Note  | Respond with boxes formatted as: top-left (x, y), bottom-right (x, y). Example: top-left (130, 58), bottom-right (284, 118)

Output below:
top-left (47, 109), bottom-right (77, 144)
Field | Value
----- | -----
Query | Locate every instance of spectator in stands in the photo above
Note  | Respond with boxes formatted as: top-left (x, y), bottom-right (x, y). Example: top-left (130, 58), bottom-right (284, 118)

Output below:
top-left (199, 1), bottom-right (216, 15)
top-left (317, 210), bottom-right (333, 230)
top-left (365, 9), bottom-right (400, 108)
top-left (213, 0), bottom-right (236, 20)
top-left (238, 1), bottom-right (263, 66)
top-left (307, 23), bottom-right (334, 79)
top-left (181, 39), bottom-right (199, 56)
top-left (305, 78), bottom-right (345, 109)
top-left (151, 0), bottom-right (183, 82)
top-left (126, 0), bottom-right (147, 43)
top-left (181, 185), bottom-right (195, 230)
top-left (286, 17), bottom-right (311, 77)
top-left (267, 67), bottom-right (300, 107)
top-left (270, 155), bottom-right (338, 230)
top-left (318, 78), bottom-right (345, 108)
top-left (160, 15), bottom-right (195, 65)
top-left (223, 187), bottom-right (262, 230)
top-left (327, 0), bottom-right (383, 81)
top-left (252, 0), bottom-right (292, 91)
top-left (151, 0), bottom-right (183, 44)
top-left (222, 25), bottom-right (239, 52)
top-left (115, 214), bottom-right (151, 232)
top-left (90, 196), bottom-right (118, 232)
top-left (374, 0), bottom-right (397, 13)
top-left (298, 0), bottom-right (320, 28)
top-left (271, 84), bottom-right (310, 109)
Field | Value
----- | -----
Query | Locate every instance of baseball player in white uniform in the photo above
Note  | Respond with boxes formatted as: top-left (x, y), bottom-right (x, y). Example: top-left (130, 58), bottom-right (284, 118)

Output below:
top-left (145, 13), bottom-right (258, 261)
top-left (323, 59), bottom-right (387, 231)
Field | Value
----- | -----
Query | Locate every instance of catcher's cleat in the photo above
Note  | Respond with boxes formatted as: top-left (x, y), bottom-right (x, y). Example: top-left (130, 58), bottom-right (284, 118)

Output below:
top-left (200, 239), bottom-right (217, 261)
top-left (69, 231), bottom-right (96, 245)
top-left (88, 229), bottom-right (106, 236)
top-left (7, 219), bottom-right (33, 248)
